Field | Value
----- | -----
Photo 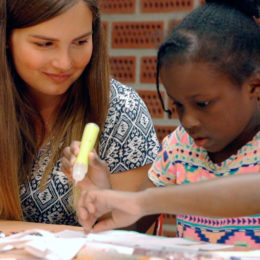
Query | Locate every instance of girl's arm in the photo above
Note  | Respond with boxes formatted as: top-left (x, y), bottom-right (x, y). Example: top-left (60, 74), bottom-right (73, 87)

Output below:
top-left (78, 173), bottom-right (260, 232)
top-left (141, 173), bottom-right (260, 217)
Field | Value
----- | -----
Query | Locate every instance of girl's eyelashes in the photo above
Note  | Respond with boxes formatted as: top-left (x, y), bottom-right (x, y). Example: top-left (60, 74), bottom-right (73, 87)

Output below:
top-left (173, 100), bottom-right (183, 107)
top-left (171, 97), bottom-right (212, 109)
top-left (196, 101), bottom-right (210, 108)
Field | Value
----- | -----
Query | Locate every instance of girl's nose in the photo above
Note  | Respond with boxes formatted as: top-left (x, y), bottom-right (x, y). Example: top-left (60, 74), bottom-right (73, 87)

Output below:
top-left (180, 111), bottom-right (200, 132)
top-left (51, 49), bottom-right (73, 71)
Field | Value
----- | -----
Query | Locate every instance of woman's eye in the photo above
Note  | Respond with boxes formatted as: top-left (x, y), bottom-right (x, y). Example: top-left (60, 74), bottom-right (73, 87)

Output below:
top-left (35, 42), bottom-right (53, 47)
top-left (74, 39), bottom-right (87, 46)
top-left (197, 101), bottom-right (209, 108)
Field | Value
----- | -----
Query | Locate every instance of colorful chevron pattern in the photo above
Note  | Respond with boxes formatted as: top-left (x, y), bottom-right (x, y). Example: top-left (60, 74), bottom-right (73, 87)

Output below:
top-left (149, 126), bottom-right (260, 248)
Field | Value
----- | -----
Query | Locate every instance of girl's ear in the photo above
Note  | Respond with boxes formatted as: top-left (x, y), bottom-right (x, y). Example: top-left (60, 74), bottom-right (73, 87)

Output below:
top-left (248, 70), bottom-right (260, 98)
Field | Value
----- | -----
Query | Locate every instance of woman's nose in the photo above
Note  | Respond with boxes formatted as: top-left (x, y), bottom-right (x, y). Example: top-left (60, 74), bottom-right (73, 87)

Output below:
top-left (51, 49), bottom-right (73, 71)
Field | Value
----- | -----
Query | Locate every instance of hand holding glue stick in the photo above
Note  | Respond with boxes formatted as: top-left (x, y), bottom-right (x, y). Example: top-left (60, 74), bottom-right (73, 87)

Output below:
top-left (73, 123), bottom-right (100, 184)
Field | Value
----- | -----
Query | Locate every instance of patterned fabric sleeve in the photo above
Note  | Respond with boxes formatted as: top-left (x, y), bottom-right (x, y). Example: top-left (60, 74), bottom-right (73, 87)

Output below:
top-left (148, 127), bottom-right (183, 187)
top-left (99, 79), bottom-right (159, 173)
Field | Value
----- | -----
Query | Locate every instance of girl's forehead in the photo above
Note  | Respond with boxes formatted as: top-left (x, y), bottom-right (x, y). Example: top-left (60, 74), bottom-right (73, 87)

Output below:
top-left (160, 62), bottom-right (240, 98)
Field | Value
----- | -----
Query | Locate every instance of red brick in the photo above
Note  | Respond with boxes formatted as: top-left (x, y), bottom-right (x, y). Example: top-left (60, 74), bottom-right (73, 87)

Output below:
top-left (112, 21), bottom-right (164, 49)
top-left (163, 214), bottom-right (177, 225)
top-left (168, 19), bottom-right (181, 35)
top-left (162, 229), bottom-right (177, 237)
top-left (154, 125), bottom-right (177, 141)
top-left (100, 0), bottom-right (136, 14)
top-left (162, 214), bottom-right (177, 237)
top-left (102, 21), bottom-right (108, 34)
top-left (140, 56), bottom-right (157, 83)
top-left (102, 21), bottom-right (108, 45)
top-left (141, 0), bottom-right (194, 13)
top-left (138, 90), bottom-right (165, 118)
top-left (109, 56), bottom-right (136, 83)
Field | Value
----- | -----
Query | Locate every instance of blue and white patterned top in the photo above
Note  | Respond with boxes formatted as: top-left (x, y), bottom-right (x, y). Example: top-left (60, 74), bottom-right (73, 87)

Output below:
top-left (20, 79), bottom-right (159, 225)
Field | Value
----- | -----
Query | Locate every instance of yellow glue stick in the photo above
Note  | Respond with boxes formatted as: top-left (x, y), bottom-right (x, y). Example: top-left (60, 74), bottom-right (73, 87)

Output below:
top-left (73, 123), bottom-right (100, 183)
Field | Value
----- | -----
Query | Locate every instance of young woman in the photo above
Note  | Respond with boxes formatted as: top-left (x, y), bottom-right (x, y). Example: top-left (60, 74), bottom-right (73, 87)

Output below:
top-left (0, 0), bottom-right (159, 225)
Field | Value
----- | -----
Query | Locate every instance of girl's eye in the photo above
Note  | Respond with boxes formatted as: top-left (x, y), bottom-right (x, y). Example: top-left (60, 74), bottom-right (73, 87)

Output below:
top-left (197, 101), bottom-right (209, 108)
top-left (173, 100), bottom-right (183, 108)
top-left (35, 42), bottom-right (53, 47)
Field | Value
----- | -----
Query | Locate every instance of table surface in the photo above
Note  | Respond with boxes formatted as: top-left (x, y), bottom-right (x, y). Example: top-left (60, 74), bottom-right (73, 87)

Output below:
top-left (0, 220), bottom-right (254, 260)
top-left (0, 220), bottom-right (83, 235)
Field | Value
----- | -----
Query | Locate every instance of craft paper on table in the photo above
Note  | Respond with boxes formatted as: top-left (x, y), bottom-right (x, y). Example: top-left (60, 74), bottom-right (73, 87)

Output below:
top-left (84, 230), bottom-right (233, 252)
top-left (0, 229), bottom-right (85, 260)
top-left (0, 228), bottom-right (238, 260)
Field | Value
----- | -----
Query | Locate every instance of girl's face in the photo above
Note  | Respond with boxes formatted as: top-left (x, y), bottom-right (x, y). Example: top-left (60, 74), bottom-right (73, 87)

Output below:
top-left (10, 1), bottom-right (93, 101)
top-left (160, 62), bottom-right (259, 160)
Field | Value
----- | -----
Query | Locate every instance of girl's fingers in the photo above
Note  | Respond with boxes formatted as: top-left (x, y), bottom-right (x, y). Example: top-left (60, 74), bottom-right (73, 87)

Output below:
top-left (80, 214), bottom-right (99, 233)
top-left (78, 207), bottom-right (88, 220)
top-left (84, 201), bottom-right (96, 215)
top-left (77, 190), bottom-right (87, 208)
top-left (92, 218), bottom-right (117, 233)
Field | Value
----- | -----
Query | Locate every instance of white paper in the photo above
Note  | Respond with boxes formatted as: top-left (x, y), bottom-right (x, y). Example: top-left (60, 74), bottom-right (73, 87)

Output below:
top-left (0, 229), bottom-right (85, 260)
top-left (213, 250), bottom-right (260, 259)
top-left (0, 228), bottom-right (240, 260)
top-left (84, 230), bottom-right (232, 252)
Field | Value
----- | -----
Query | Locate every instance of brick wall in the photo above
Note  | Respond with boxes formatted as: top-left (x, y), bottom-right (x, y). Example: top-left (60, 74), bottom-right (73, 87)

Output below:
top-left (100, 0), bottom-right (260, 237)
top-left (100, 0), bottom-right (199, 138)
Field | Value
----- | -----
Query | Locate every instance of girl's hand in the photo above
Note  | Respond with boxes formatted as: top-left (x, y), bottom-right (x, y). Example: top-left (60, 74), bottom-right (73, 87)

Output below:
top-left (61, 141), bottom-right (111, 191)
top-left (77, 189), bottom-right (143, 233)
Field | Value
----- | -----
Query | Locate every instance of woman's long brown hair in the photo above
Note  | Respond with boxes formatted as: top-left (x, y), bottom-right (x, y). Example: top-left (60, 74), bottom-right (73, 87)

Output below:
top-left (0, 0), bottom-right (110, 220)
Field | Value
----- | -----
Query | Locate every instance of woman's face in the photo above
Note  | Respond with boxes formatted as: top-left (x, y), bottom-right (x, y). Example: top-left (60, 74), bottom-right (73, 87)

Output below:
top-left (10, 0), bottom-right (93, 101)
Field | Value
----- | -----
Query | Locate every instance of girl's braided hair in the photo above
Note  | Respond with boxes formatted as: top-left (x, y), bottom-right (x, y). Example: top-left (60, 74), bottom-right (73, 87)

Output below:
top-left (156, 0), bottom-right (260, 117)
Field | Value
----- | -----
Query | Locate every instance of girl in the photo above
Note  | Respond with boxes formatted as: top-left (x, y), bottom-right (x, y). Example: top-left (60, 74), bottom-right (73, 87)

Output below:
top-left (0, 0), bottom-right (158, 224)
top-left (73, 0), bottom-right (260, 248)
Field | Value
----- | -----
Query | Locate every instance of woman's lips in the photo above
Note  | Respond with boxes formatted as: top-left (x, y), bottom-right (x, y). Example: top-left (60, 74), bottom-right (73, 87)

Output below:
top-left (43, 72), bottom-right (71, 83)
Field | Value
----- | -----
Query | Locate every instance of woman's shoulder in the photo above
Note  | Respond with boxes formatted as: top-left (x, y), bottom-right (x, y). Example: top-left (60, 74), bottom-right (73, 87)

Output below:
top-left (108, 78), bottom-right (153, 121)
top-left (99, 79), bottom-right (159, 171)
top-left (109, 78), bottom-right (142, 103)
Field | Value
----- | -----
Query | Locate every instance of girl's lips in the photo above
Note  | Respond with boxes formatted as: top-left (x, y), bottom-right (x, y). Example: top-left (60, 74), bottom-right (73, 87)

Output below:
top-left (194, 137), bottom-right (209, 147)
top-left (43, 72), bottom-right (71, 83)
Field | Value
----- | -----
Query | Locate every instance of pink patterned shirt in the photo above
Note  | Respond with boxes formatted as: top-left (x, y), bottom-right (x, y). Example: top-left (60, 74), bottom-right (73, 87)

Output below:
top-left (149, 126), bottom-right (260, 248)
